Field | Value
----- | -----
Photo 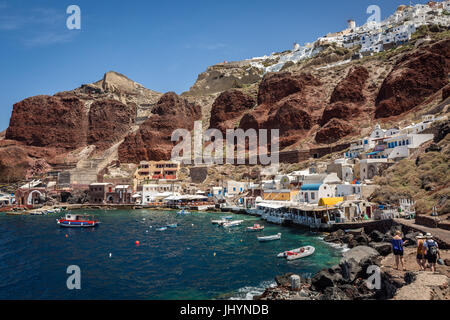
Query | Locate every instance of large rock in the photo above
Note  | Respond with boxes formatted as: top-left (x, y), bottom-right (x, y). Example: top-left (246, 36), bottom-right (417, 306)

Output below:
top-left (5, 94), bottom-right (88, 150)
top-left (319, 102), bottom-right (361, 126)
top-left (87, 99), bottom-right (136, 150)
top-left (330, 66), bottom-right (369, 104)
top-left (369, 242), bottom-right (392, 256)
top-left (311, 269), bottom-right (342, 291)
top-left (375, 39), bottom-right (450, 118)
top-left (118, 92), bottom-right (202, 163)
top-left (341, 246), bottom-right (380, 266)
top-left (315, 118), bottom-right (355, 144)
top-left (257, 72), bottom-right (319, 105)
top-left (320, 287), bottom-right (351, 300)
top-left (369, 230), bottom-right (385, 243)
top-left (209, 90), bottom-right (255, 133)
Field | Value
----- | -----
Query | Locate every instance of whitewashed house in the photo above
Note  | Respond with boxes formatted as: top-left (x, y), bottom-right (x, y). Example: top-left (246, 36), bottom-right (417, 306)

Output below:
top-left (384, 133), bottom-right (434, 160)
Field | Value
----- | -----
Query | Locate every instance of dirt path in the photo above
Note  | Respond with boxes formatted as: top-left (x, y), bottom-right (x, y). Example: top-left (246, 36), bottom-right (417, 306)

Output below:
top-left (394, 218), bottom-right (450, 248)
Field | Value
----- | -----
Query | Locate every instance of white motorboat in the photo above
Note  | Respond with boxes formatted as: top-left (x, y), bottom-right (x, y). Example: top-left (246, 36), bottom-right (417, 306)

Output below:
top-left (211, 219), bottom-right (227, 225)
top-left (257, 233), bottom-right (281, 242)
top-left (277, 246), bottom-right (315, 259)
top-left (222, 220), bottom-right (244, 228)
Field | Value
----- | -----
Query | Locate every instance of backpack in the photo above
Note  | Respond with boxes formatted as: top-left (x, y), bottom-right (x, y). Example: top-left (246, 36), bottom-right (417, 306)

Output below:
top-left (427, 240), bottom-right (438, 256)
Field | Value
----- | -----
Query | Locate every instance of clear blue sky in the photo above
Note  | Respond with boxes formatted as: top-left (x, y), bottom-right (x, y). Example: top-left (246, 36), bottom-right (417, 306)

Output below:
top-left (0, 0), bottom-right (427, 131)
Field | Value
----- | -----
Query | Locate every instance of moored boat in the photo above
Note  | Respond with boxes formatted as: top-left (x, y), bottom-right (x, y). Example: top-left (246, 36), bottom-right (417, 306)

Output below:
top-left (157, 227), bottom-right (168, 231)
top-left (246, 224), bottom-right (265, 232)
top-left (57, 214), bottom-right (100, 228)
top-left (277, 246), bottom-right (315, 259)
top-left (285, 246), bottom-right (315, 261)
top-left (221, 216), bottom-right (233, 220)
top-left (257, 233), bottom-right (281, 242)
top-left (211, 219), bottom-right (226, 225)
top-left (221, 220), bottom-right (244, 228)
top-left (177, 209), bottom-right (191, 215)
top-left (166, 223), bottom-right (178, 228)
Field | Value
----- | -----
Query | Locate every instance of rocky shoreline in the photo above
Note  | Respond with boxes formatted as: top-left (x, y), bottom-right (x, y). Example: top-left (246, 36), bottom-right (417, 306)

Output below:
top-left (255, 226), bottom-right (450, 300)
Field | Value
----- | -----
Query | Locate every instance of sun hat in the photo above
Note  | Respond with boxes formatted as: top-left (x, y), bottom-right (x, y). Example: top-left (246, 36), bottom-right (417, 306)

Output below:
top-left (425, 233), bottom-right (433, 239)
top-left (416, 233), bottom-right (424, 239)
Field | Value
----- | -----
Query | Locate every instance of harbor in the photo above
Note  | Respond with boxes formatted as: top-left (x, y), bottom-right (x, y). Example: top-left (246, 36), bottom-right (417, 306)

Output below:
top-left (0, 208), bottom-right (344, 300)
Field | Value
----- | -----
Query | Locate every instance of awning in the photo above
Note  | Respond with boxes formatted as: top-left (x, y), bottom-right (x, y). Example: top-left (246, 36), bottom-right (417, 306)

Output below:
top-left (256, 203), bottom-right (286, 209)
top-left (132, 194), bottom-right (142, 198)
top-left (301, 184), bottom-right (321, 191)
top-left (318, 197), bottom-right (344, 206)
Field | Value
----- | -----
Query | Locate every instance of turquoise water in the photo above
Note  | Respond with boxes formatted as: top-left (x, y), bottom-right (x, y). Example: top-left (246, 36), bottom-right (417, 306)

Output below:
top-left (0, 210), bottom-right (343, 300)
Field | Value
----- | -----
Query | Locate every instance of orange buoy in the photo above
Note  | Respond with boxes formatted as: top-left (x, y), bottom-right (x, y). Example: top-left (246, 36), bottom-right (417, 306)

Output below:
top-left (135, 241), bottom-right (140, 245)
top-left (65, 234), bottom-right (68, 238)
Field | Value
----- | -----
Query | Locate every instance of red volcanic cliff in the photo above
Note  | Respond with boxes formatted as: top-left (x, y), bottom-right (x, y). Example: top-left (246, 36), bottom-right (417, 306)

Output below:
top-left (209, 90), bottom-right (255, 133)
top-left (87, 99), bottom-right (136, 150)
top-left (5, 95), bottom-right (88, 150)
top-left (118, 92), bottom-right (202, 163)
top-left (315, 118), bottom-right (356, 144)
top-left (375, 39), bottom-right (450, 118)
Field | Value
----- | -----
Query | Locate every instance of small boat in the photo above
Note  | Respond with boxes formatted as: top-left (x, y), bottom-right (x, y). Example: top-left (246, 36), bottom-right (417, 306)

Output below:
top-left (246, 224), bottom-right (265, 232)
top-left (285, 246), bottom-right (315, 261)
top-left (57, 214), bottom-right (100, 228)
top-left (30, 210), bottom-right (47, 216)
top-left (157, 227), bottom-right (168, 231)
top-left (211, 219), bottom-right (227, 225)
top-left (222, 220), bottom-right (244, 228)
top-left (257, 233), bottom-right (281, 242)
top-left (221, 216), bottom-right (233, 220)
top-left (277, 246), bottom-right (315, 259)
top-left (166, 223), bottom-right (178, 228)
top-left (177, 209), bottom-right (191, 215)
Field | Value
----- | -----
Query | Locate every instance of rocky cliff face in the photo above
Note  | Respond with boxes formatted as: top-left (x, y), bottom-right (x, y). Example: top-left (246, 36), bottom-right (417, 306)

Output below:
top-left (1, 35), bottom-right (449, 182)
top-left (118, 92), bottom-right (202, 163)
top-left (375, 39), bottom-right (450, 118)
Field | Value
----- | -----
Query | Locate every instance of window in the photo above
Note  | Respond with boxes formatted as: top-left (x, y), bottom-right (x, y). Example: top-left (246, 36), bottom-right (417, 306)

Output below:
top-left (311, 193), bottom-right (315, 200)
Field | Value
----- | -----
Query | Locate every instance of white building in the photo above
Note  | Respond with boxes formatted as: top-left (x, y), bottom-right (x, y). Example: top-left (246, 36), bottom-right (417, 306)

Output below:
top-left (336, 184), bottom-right (362, 197)
top-left (226, 180), bottom-right (248, 196)
top-left (384, 133), bottom-right (434, 160)
top-left (141, 183), bottom-right (181, 204)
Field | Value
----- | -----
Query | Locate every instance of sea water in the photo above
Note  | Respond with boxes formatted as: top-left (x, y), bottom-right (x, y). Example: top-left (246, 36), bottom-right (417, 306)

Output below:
top-left (0, 209), bottom-right (343, 300)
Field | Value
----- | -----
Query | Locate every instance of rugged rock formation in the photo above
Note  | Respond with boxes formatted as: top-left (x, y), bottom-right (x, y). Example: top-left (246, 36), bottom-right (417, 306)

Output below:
top-left (375, 39), bottom-right (450, 118)
top-left (443, 84), bottom-right (450, 101)
top-left (118, 92), bottom-right (202, 163)
top-left (209, 90), bottom-right (255, 133)
top-left (319, 102), bottom-right (361, 126)
top-left (87, 99), bottom-right (136, 150)
top-left (315, 118), bottom-right (355, 144)
top-left (5, 95), bottom-right (88, 150)
top-left (330, 66), bottom-right (369, 104)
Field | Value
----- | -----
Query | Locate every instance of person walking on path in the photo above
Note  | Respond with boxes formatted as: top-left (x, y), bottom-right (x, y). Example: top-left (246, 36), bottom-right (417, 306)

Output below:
top-left (391, 230), bottom-right (408, 271)
top-left (423, 233), bottom-right (440, 272)
top-left (416, 233), bottom-right (426, 271)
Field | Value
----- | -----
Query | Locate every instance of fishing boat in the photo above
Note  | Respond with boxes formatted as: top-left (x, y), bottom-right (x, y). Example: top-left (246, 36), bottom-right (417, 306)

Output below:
top-left (257, 233), bottom-right (281, 242)
top-left (157, 227), bottom-right (168, 231)
top-left (166, 223), bottom-right (178, 228)
top-left (246, 224), bottom-right (265, 232)
top-left (177, 209), bottom-right (191, 215)
top-left (277, 246), bottom-right (315, 259)
top-left (221, 220), bottom-right (244, 228)
top-left (57, 214), bottom-right (100, 228)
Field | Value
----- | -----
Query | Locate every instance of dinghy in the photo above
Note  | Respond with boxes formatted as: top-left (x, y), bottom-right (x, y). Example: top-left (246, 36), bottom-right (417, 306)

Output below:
top-left (246, 224), bottom-right (265, 232)
top-left (222, 220), bottom-right (244, 228)
top-left (157, 227), bottom-right (167, 231)
top-left (211, 219), bottom-right (226, 225)
top-left (221, 216), bottom-right (233, 220)
top-left (166, 223), bottom-right (178, 228)
top-left (285, 246), bottom-right (315, 261)
top-left (277, 246), bottom-right (315, 259)
top-left (257, 233), bottom-right (281, 242)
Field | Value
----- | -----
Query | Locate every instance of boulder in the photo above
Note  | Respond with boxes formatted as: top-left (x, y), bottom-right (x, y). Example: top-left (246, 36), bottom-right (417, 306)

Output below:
top-left (346, 227), bottom-right (365, 236)
top-left (311, 269), bottom-right (339, 291)
top-left (445, 259), bottom-right (450, 267)
top-left (369, 230), bottom-right (385, 243)
top-left (404, 232), bottom-right (420, 247)
top-left (275, 273), bottom-right (294, 287)
top-left (354, 234), bottom-right (371, 245)
top-left (339, 258), bottom-right (363, 283)
top-left (369, 242), bottom-right (392, 256)
top-left (341, 246), bottom-right (380, 266)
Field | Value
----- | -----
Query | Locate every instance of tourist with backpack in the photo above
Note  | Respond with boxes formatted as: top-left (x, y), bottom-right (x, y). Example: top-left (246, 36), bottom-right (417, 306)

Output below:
top-left (423, 233), bottom-right (440, 272)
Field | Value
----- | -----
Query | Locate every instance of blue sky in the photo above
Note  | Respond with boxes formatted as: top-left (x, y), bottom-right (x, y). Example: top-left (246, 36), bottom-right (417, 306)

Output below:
top-left (0, 0), bottom-right (427, 131)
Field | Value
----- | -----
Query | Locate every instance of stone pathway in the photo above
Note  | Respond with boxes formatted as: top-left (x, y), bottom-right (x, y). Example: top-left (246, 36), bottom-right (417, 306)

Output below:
top-left (394, 218), bottom-right (450, 248)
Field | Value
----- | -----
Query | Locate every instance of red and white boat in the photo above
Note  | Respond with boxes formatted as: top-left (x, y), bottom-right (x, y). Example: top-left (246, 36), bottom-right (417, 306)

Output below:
top-left (247, 224), bottom-right (265, 232)
top-left (57, 214), bottom-right (100, 228)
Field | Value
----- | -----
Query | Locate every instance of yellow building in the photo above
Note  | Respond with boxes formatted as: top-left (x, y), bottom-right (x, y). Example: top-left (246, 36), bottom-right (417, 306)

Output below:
top-left (263, 189), bottom-right (299, 201)
top-left (134, 160), bottom-right (180, 186)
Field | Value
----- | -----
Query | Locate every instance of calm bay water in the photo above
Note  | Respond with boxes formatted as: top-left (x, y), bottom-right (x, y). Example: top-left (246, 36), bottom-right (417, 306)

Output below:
top-left (0, 209), bottom-right (344, 300)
